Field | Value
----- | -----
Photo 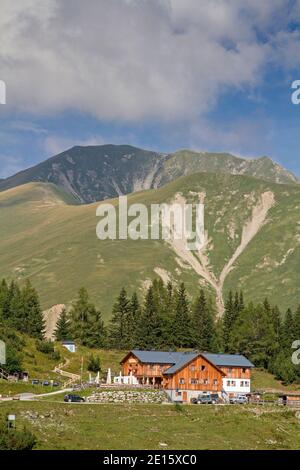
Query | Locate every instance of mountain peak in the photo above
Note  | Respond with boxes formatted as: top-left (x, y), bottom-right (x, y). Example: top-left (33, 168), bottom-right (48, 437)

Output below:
top-left (0, 145), bottom-right (297, 203)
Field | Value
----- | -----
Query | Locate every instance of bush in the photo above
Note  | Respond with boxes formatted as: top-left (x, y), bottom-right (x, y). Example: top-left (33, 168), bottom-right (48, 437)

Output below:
top-left (87, 354), bottom-right (101, 373)
top-left (50, 350), bottom-right (61, 361)
top-left (36, 339), bottom-right (55, 354)
top-left (0, 421), bottom-right (37, 450)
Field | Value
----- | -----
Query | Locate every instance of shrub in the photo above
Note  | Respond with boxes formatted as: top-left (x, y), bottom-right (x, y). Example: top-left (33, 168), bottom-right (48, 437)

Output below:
top-left (0, 421), bottom-right (37, 450)
top-left (87, 354), bottom-right (101, 373)
top-left (36, 339), bottom-right (54, 354)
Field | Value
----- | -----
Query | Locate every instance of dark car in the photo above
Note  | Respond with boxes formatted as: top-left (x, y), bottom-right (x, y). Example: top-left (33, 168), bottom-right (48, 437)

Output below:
top-left (191, 394), bottom-right (213, 404)
top-left (31, 379), bottom-right (40, 385)
top-left (43, 380), bottom-right (50, 386)
top-left (53, 381), bottom-right (60, 387)
top-left (210, 394), bottom-right (220, 404)
top-left (64, 394), bottom-right (85, 403)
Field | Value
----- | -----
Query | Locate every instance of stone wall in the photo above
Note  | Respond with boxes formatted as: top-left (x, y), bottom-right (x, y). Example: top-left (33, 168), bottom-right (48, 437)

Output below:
top-left (86, 390), bottom-right (168, 404)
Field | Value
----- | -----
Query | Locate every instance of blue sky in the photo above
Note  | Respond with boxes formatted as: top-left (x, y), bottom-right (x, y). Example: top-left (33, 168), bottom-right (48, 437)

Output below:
top-left (1, 0), bottom-right (300, 178)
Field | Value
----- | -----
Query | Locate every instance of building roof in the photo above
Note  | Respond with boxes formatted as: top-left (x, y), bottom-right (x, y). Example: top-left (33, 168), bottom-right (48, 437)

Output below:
top-left (127, 350), bottom-right (254, 375)
top-left (163, 352), bottom-right (199, 374)
top-left (203, 353), bottom-right (254, 368)
top-left (130, 349), bottom-right (183, 364)
top-left (62, 340), bottom-right (76, 345)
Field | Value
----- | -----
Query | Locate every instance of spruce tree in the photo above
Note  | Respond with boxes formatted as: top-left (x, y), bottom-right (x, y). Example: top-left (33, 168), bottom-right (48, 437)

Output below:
top-left (69, 288), bottom-right (106, 348)
top-left (124, 292), bottom-right (140, 349)
top-left (0, 279), bottom-right (9, 319)
top-left (192, 289), bottom-right (215, 351)
top-left (84, 308), bottom-right (106, 348)
top-left (21, 280), bottom-right (45, 339)
top-left (137, 286), bottom-right (162, 349)
top-left (281, 308), bottom-right (294, 351)
top-left (222, 291), bottom-right (234, 352)
top-left (293, 305), bottom-right (300, 342)
top-left (270, 305), bottom-right (281, 345)
top-left (7, 283), bottom-right (23, 331)
top-left (109, 288), bottom-right (130, 349)
top-left (173, 283), bottom-right (191, 348)
top-left (54, 308), bottom-right (71, 341)
top-left (239, 291), bottom-right (244, 312)
top-left (69, 287), bottom-right (93, 344)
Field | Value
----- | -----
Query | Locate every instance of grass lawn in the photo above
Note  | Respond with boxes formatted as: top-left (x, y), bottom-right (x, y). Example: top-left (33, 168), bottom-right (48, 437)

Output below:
top-left (0, 380), bottom-right (52, 396)
top-left (0, 401), bottom-right (299, 450)
top-left (252, 369), bottom-right (300, 392)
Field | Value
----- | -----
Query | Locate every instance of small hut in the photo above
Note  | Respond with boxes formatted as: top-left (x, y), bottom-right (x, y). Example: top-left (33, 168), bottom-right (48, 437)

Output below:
top-left (279, 392), bottom-right (300, 407)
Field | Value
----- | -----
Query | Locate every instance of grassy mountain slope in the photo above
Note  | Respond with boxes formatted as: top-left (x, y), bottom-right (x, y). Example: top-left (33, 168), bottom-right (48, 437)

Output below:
top-left (0, 145), bottom-right (297, 203)
top-left (0, 173), bottom-right (300, 316)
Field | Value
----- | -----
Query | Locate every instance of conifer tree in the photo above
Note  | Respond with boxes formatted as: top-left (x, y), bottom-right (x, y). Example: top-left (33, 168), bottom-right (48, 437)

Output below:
top-left (192, 289), bottom-right (215, 351)
top-left (222, 291), bottom-right (234, 352)
top-left (173, 283), bottom-right (191, 348)
top-left (124, 292), bottom-right (140, 349)
top-left (9, 284), bottom-right (24, 331)
top-left (84, 308), bottom-right (106, 348)
top-left (69, 287), bottom-right (106, 348)
top-left (54, 308), bottom-right (71, 341)
top-left (293, 304), bottom-right (300, 343)
top-left (137, 286), bottom-right (162, 349)
top-left (281, 308), bottom-right (294, 351)
top-left (270, 305), bottom-right (281, 345)
top-left (21, 280), bottom-right (45, 339)
top-left (239, 291), bottom-right (244, 312)
top-left (230, 302), bottom-right (277, 368)
top-left (0, 279), bottom-right (9, 319)
top-left (109, 288), bottom-right (130, 349)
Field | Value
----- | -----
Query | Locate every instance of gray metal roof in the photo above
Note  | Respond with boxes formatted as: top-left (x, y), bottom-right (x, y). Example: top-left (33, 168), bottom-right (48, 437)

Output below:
top-left (131, 349), bottom-right (183, 364)
top-left (203, 353), bottom-right (254, 368)
top-left (129, 350), bottom-right (254, 374)
top-left (163, 353), bottom-right (199, 374)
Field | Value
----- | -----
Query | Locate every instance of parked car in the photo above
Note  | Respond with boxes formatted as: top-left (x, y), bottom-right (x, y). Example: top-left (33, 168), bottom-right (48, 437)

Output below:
top-left (64, 394), bottom-right (85, 403)
top-left (191, 394), bottom-right (214, 404)
top-left (31, 379), bottom-right (40, 385)
top-left (210, 393), bottom-right (220, 404)
top-left (229, 394), bottom-right (248, 404)
top-left (52, 381), bottom-right (60, 387)
top-left (42, 380), bottom-right (50, 386)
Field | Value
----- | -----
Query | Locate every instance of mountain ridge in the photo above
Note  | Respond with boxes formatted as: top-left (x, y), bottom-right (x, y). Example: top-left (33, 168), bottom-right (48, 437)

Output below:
top-left (0, 144), bottom-right (297, 203)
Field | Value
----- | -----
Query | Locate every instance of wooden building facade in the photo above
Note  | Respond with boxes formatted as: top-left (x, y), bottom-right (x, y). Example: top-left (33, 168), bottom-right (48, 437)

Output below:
top-left (121, 350), bottom-right (254, 402)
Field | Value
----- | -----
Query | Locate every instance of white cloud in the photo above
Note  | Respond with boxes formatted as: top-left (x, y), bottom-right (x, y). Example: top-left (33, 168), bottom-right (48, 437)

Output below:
top-left (0, 0), bottom-right (298, 122)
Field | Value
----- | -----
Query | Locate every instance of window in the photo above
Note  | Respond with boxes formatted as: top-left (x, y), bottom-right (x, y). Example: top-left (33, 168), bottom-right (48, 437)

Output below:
top-left (227, 380), bottom-right (231, 387)
top-left (213, 379), bottom-right (218, 385)
top-left (190, 365), bottom-right (196, 371)
top-left (204, 379), bottom-right (209, 385)
top-left (200, 365), bottom-right (206, 371)
top-left (190, 378), bottom-right (198, 385)
top-left (241, 381), bottom-right (244, 387)
top-left (242, 368), bottom-right (246, 373)
top-left (176, 391), bottom-right (182, 397)
top-left (231, 381), bottom-right (236, 387)
top-left (244, 381), bottom-right (249, 387)
top-left (179, 378), bottom-right (185, 384)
